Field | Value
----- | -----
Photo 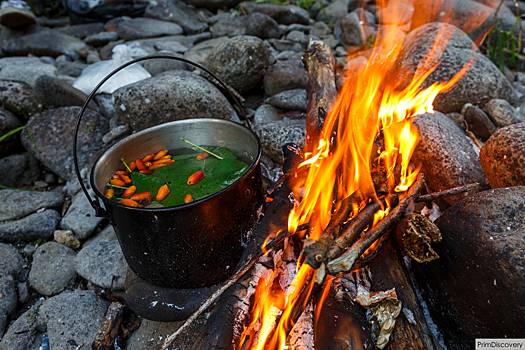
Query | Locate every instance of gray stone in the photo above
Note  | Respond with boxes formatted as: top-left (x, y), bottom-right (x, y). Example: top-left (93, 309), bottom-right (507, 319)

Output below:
top-left (183, 37), bottom-right (230, 65)
top-left (417, 187), bottom-right (525, 348)
top-left (0, 301), bottom-right (43, 350)
top-left (21, 106), bottom-right (109, 179)
top-left (461, 103), bottom-right (496, 140)
top-left (484, 98), bottom-right (523, 127)
top-left (75, 239), bottom-right (127, 289)
top-left (480, 122), bottom-right (525, 188)
top-left (413, 112), bottom-right (485, 204)
top-left (263, 59), bottom-right (307, 95)
top-left (2, 29), bottom-right (87, 57)
top-left (0, 243), bottom-right (24, 278)
top-left (84, 31), bottom-right (119, 47)
top-left (34, 75), bottom-right (90, 109)
top-left (0, 189), bottom-right (63, 222)
top-left (265, 89), bottom-right (307, 111)
top-left (38, 290), bottom-right (109, 350)
top-left (84, 225), bottom-right (117, 248)
top-left (126, 319), bottom-right (183, 350)
top-left (311, 21), bottom-right (331, 36)
top-left (254, 104), bottom-right (281, 125)
top-left (141, 56), bottom-right (189, 76)
top-left (0, 275), bottom-right (16, 335)
top-left (335, 9), bottom-right (376, 47)
top-left (145, 0), bottom-right (207, 34)
top-left (60, 192), bottom-right (103, 240)
top-left (183, 0), bottom-right (241, 9)
top-left (0, 209), bottom-right (60, 242)
top-left (446, 112), bottom-right (466, 128)
top-left (204, 35), bottom-right (270, 92)
top-left (268, 38), bottom-right (303, 52)
top-left (58, 23), bottom-right (105, 39)
top-left (0, 57), bottom-right (57, 87)
top-left (254, 118), bottom-right (306, 162)
top-left (0, 153), bottom-right (40, 187)
top-left (114, 18), bottom-right (183, 40)
top-left (396, 23), bottom-right (518, 113)
top-left (54, 230), bottom-right (81, 249)
top-left (316, 0), bottom-right (349, 25)
top-left (239, 2), bottom-right (310, 25)
top-left (210, 12), bottom-right (281, 39)
top-left (114, 70), bottom-right (236, 132)
top-left (0, 7), bottom-right (36, 30)
top-left (286, 30), bottom-right (308, 46)
top-left (0, 108), bottom-right (21, 156)
top-left (29, 242), bottom-right (76, 296)
top-left (56, 57), bottom-right (87, 78)
top-left (0, 80), bottom-right (41, 119)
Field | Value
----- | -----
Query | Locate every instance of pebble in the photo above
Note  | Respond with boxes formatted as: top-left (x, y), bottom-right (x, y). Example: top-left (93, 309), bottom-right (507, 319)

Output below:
top-left (484, 98), bottom-right (524, 127)
top-left (60, 192), bottom-right (104, 240)
top-left (263, 59), bottom-right (307, 95)
top-left (29, 242), bottom-right (77, 296)
top-left (0, 79), bottom-right (42, 119)
top-left (54, 230), bottom-right (81, 249)
top-left (461, 103), bottom-right (496, 140)
top-left (265, 89), bottom-right (307, 111)
top-left (239, 2), bottom-right (310, 25)
top-left (254, 104), bottom-right (281, 125)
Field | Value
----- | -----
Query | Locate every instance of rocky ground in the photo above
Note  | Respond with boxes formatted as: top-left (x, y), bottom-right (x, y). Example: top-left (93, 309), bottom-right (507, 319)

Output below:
top-left (0, 0), bottom-right (524, 349)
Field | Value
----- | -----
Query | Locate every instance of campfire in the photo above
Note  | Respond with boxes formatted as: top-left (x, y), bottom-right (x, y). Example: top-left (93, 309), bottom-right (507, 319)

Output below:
top-left (157, 1), bottom-right (496, 349)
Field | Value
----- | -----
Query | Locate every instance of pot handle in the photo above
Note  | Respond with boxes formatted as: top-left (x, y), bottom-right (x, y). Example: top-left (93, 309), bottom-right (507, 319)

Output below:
top-left (73, 54), bottom-right (248, 217)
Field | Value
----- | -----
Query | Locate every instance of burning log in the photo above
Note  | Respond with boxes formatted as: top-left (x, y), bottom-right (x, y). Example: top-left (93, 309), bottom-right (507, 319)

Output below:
top-left (303, 39), bottom-right (337, 148)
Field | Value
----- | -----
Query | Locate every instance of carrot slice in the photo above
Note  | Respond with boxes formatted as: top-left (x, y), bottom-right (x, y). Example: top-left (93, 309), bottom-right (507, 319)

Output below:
top-left (156, 184), bottom-right (170, 202)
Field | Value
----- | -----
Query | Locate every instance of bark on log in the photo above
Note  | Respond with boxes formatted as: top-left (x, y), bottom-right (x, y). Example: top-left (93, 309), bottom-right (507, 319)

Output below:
top-left (303, 39), bottom-right (337, 149)
top-left (92, 301), bottom-right (125, 350)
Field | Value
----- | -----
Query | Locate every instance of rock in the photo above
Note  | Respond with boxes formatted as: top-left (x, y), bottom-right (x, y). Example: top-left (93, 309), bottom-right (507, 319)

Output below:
top-left (183, 0), bottom-right (241, 9)
top-left (183, 37), bottom-right (230, 65)
top-left (0, 243), bottom-right (24, 278)
top-left (396, 23), bottom-right (518, 113)
top-left (126, 319), bottom-right (183, 350)
top-left (84, 31), bottom-right (119, 47)
top-left (145, 0), bottom-right (207, 34)
top-left (268, 38), bottom-right (303, 52)
top-left (254, 104), bottom-right (281, 125)
top-left (316, 0), bottom-right (349, 25)
top-left (0, 108), bottom-right (21, 156)
top-left (0, 189), bottom-right (63, 222)
top-left (461, 103), bottom-right (496, 140)
top-left (239, 2), bottom-right (310, 25)
top-left (112, 17), bottom-right (183, 40)
top-left (480, 122), bottom-right (525, 188)
top-left (254, 118), bottom-right (306, 162)
top-left (0, 80), bottom-right (41, 119)
top-left (0, 57), bottom-right (57, 87)
top-left (60, 192), bottom-right (103, 240)
top-left (33, 75), bottom-right (90, 109)
top-left (0, 7), bottom-right (36, 30)
top-left (0, 209), bottom-right (61, 242)
top-left (265, 89), bottom-right (307, 111)
top-left (413, 112), bottom-right (485, 204)
top-left (56, 57), bottom-right (87, 78)
top-left (2, 29), bottom-right (87, 57)
top-left (58, 23), bottom-right (105, 39)
top-left (211, 12), bottom-right (282, 39)
top-left (0, 153), bottom-right (40, 187)
top-left (84, 225), bottom-right (117, 248)
top-left (416, 187), bottom-right (525, 348)
top-left (286, 30), bottom-right (308, 47)
top-left (0, 301), bottom-right (43, 350)
top-left (21, 106), bottom-right (109, 179)
top-left (204, 35), bottom-right (270, 93)
top-left (263, 59), bottom-right (307, 95)
top-left (54, 230), bottom-right (81, 249)
top-left (75, 239), bottom-right (127, 289)
top-left (28, 242), bottom-right (76, 296)
top-left (140, 56), bottom-right (189, 76)
top-left (484, 98), bottom-right (523, 127)
top-left (335, 9), bottom-right (376, 47)
top-left (114, 70), bottom-right (236, 132)
top-left (38, 290), bottom-right (109, 350)
top-left (0, 274), bottom-right (16, 335)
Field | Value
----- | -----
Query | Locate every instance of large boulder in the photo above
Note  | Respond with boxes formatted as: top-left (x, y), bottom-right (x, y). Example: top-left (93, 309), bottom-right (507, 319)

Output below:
top-left (114, 70), bottom-right (236, 132)
top-left (395, 22), bottom-right (518, 113)
top-left (416, 187), bottom-right (525, 349)
top-left (21, 106), bottom-right (108, 179)
top-left (204, 35), bottom-right (270, 93)
top-left (480, 122), bottom-right (525, 188)
top-left (412, 112), bottom-right (485, 203)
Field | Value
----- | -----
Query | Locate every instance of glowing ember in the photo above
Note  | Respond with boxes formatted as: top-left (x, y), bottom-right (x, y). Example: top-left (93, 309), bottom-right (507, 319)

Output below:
top-left (239, 0), bottom-right (474, 348)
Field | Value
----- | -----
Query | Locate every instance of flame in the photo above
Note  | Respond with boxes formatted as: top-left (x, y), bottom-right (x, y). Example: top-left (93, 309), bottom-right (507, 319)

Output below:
top-left (240, 0), bottom-right (474, 348)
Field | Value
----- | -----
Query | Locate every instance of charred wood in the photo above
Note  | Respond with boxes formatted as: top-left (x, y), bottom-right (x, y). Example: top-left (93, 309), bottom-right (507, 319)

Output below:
top-left (92, 301), bottom-right (125, 350)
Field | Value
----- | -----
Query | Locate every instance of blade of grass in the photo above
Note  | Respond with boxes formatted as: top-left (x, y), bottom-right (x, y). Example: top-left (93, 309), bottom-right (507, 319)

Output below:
top-left (181, 138), bottom-right (224, 160)
top-left (0, 125), bottom-right (24, 143)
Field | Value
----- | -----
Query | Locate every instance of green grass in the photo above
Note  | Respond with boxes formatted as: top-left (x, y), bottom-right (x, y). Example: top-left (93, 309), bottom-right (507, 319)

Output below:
top-left (0, 125), bottom-right (24, 143)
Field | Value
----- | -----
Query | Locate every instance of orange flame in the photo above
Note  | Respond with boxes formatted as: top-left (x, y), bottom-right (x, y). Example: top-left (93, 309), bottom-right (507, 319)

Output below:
top-left (241, 0), bottom-right (475, 348)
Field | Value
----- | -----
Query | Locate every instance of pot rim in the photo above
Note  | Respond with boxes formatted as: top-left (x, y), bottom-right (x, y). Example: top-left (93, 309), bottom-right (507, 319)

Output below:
top-left (90, 118), bottom-right (262, 213)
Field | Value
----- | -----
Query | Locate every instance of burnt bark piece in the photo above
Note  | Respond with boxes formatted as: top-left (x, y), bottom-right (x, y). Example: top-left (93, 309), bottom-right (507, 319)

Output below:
top-left (92, 301), bottom-right (126, 350)
top-left (303, 39), bottom-right (337, 147)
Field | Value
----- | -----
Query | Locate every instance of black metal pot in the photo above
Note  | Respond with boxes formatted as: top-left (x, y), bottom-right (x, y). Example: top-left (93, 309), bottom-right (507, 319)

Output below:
top-left (73, 56), bottom-right (263, 288)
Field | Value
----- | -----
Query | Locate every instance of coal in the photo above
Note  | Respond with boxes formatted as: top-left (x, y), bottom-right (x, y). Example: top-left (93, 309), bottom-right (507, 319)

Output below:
top-left (415, 187), bottom-right (525, 349)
